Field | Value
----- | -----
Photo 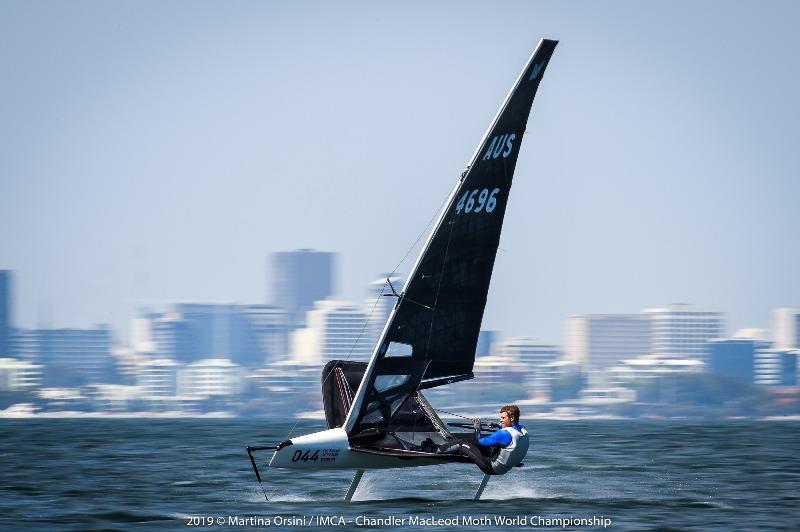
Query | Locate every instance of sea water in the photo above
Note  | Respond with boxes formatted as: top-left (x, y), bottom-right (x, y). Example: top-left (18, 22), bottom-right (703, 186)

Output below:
top-left (1, 419), bottom-right (798, 530)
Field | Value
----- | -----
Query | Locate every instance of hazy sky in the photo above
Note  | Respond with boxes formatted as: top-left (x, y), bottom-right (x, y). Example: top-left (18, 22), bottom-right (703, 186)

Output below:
top-left (2, 1), bottom-right (799, 345)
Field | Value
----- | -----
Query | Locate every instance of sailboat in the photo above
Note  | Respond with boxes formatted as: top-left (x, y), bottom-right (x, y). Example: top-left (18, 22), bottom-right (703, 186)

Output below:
top-left (248, 38), bottom-right (558, 501)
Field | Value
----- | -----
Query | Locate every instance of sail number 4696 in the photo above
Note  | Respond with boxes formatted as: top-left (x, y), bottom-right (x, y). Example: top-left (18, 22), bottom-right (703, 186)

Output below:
top-left (455, 188), bottom-right (501, 215)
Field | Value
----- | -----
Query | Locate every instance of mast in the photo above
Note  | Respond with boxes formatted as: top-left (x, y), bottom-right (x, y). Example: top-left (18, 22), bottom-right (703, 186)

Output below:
top-left (344, 39), bottom-right (559, 435)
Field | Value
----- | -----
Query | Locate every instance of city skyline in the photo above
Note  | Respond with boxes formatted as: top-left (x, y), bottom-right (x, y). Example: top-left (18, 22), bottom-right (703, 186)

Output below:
top-left (2, 2), bottom-right (799, 345)
top-left (4, 261), bottom-right (797, 354)
top-left (3, 256), bottom-right (799, 418)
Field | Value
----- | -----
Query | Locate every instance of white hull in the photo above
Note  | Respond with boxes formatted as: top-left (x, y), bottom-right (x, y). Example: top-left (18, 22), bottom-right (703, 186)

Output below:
top-left (268, 427), bottom-right (446, 470)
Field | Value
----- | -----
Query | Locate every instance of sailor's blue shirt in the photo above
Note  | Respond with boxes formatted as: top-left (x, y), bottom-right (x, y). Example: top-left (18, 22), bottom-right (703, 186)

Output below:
top-left (478, 423), bottom-right (523, 447)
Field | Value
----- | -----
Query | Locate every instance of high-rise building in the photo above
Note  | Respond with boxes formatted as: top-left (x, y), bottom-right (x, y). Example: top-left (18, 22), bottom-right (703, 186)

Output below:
top-left (771, 308), bottom-right (800, 350)
top-left (754, 349), bottom-right (799, 388)
top-left (707, 338), bottom-right (768, 383)
top-left (291, 298), bottom-right (373, 364)
top-left (151, 313), bottom-right (193, 362)
top-left (176, 304), bottom-right (226, 360)
top-left (646, 305), bottom-right (725, 362)
top-left (270, 250), bottom-right (335, 328)
top-left (0, 270), bottom-right (11, 356)
top-left (149, 305), bottom-right (289, 368)
top-left (235, 305), bottom-right (290, 366)
top-left (31, 326), bottom-right (115, 386)
top-left (564, 314), bottom-right (652, 368)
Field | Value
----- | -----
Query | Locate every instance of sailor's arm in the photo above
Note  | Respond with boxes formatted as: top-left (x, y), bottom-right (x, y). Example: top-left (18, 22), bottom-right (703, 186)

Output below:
top-left (478, 429), bottom-right (511, 448)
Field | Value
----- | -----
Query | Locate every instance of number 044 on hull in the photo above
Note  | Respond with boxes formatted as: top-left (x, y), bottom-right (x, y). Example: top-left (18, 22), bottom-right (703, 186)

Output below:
top-left (248, 38), bottom-right (558, 498)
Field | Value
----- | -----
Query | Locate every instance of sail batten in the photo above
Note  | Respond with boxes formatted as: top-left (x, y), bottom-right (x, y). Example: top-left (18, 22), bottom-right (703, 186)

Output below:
top-left (344, 39), bottom-right (558, 435)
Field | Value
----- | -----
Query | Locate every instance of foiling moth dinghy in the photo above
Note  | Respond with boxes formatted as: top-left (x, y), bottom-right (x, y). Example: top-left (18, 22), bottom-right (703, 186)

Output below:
top-left (247, 38), bottom-right (558, 502)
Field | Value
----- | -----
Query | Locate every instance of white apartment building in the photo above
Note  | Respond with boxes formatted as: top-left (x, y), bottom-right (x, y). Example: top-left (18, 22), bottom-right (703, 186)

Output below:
top-left (0, 357), bottom-right (42, 391)
top-left (136, 358), bottom-right (180, 396)
top-left (645, 305), bottom-right (724, 362)
top-left (291, 299), bottom-right (373, 364)
top-left (179, 358), bottom-right (242, 397)
top-left (771, 308), bottom-right (800, 350)
top-left (564, 314), bottom-right (652, 368)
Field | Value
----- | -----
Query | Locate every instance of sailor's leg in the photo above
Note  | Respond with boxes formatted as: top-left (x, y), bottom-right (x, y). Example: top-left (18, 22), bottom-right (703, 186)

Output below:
top-left (456, 441), bottom-right (496, 475)
top-left (436, 439), bottom-right (466, 454)
top-left (345, 469), bottom-right (365, 502)
top-left (473, 473), bottom-right (491, 501)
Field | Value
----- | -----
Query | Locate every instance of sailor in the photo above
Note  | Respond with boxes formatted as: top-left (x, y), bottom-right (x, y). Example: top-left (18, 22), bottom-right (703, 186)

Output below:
top-left (437, 405), bottom-right (529, 475)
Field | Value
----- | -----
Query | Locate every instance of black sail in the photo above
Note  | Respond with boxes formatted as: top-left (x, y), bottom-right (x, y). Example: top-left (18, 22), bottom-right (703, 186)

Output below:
top-left (346, 39), bottom-right (558, 434)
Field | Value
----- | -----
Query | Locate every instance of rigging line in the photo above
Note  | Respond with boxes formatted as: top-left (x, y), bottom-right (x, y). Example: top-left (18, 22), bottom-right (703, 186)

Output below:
top-left (387, 188), bottom-right (454, 279)
top-left (433, 407), bottom-right (473, 421)
top-left (385, 276), bottom-right (432, 310)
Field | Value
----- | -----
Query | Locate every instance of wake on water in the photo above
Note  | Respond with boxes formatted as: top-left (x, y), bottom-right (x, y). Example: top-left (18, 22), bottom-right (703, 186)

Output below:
top-left (246, 468), bottom-right (545, 504)
top-left (481, 473), bottom-right (543, 500)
